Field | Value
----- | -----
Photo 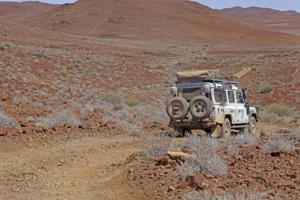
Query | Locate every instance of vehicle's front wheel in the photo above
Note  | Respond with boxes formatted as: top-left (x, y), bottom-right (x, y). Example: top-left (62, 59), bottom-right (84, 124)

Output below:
top-left (248, 116), bottom-right (257, 134)
top-left (221, 118), bottom-right (231, 138)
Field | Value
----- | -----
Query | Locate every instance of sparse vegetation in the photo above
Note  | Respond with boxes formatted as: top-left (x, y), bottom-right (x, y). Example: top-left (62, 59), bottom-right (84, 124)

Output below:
top-left (102, 93), bottom-right (122, 104)
top-left (59, 70), bottom-right (68, 77)
top-left (89, 71), bottom-right (98, 78)
top-left (178, 135), bottom-right (227, 179)
top-left (0, 45), bottom-right (6, 51)
top-left (91, 60), bottom-right (105, 66)
top-left (268, 103), bottom-right (294, 117)
top-left (125, 98), bottom-right (139, 107)
top-left (263, 133), bottom-right (295, 153)
top-left (0, 111), bottom-right (19, 128)
top-left (156, 64), bottom-right (165, 70)
top-left (5, 55), bottom-right (12, 59)
top-left (183, 189), bottom-right (266, 200)
top-left (73, 59), bottom-right (82, 64)
top-left (259, 82), bottom-right (273, 94)
top-left (37, 107), bottom-right (80, 128)
top-left (4, 43), bottom-right (10, 48)
top-left (2, 33), bottom-right (8, 37)
top-left (32, 53), bottom-right (48, 58)
top-left (142, 134), bottom-right (171, 158)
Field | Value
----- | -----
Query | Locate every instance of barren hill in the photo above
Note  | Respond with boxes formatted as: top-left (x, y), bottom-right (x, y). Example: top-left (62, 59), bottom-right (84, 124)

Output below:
top-left (223, 7), bottom-right (300, 35)
top-left (0, 1), bottom-right (57, 23)
top-left (23, 0), bottom-right (300, 44)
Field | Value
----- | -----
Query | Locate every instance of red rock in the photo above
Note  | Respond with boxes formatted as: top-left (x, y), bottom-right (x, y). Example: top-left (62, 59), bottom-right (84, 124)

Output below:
top-left (186, 174), bottom-right (205, 189)
top-left (154, 156), bottom-right (168, 166)
top-left (0, 129), bottom-right (7, 136)
top-left (277, 179), bottom-right (294, 187)
top-left (176, 181), bottom-right (187, 189)
top-left (271, 151), bottom-right (281, 157)
top-left (167, 159), bottom-right (177, 167)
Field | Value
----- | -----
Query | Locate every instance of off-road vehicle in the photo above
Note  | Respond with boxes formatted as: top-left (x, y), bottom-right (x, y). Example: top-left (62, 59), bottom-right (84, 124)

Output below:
top-left (166, 70), bottom-right (257, 137)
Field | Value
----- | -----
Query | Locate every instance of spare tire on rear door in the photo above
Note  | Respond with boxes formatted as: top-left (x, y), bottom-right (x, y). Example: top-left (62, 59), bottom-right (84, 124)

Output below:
top-left (190, 95), bottom-right (211, 119)
top-left (166, 97), bottom-right (189, 120)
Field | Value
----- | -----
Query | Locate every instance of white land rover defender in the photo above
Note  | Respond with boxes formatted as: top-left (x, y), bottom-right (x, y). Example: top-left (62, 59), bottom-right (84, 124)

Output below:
top-left (166, 70), bottom-right (257, 137)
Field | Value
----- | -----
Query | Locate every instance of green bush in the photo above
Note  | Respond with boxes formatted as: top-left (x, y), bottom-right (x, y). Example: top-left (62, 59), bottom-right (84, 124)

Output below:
top-left (73, 59), bottom-right (82, 64)
top-left (91, 60), bottom-right (105, 66)
top-left (2, 33), bottom-right (8, 37)
top-left (268, 104), bottom-right (294, 117)
top-left (156, 64), bottom-right (165, 70)
top-left (32, 53), bottom-right (48, 58)
top-left (59, 71), bottom-right (67, 77)
top-left (102, 93), bottom-right (122, 104)
top-left (125, 98), bottom-right (139, 107)
top-left (259, 82), bottom-right (274, 94)
top-left (89, 72), bottom-right (98, 78)
top-left (0, 45), bottom-right (6, 51)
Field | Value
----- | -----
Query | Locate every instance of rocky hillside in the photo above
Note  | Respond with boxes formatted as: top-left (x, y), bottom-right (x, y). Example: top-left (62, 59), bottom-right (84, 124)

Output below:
top-left (22, 0), bottom-right (300, 44)
top-left (223, 7), bottom-right (300, 35)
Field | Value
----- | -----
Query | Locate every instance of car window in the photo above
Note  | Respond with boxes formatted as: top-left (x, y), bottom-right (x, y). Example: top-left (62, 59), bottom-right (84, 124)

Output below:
top-left (227, 91), bottom-right (235, 103)
top-left (214, 90), bottom-right (225, 103)
top-left (236, 91), bottom-right (244, 103)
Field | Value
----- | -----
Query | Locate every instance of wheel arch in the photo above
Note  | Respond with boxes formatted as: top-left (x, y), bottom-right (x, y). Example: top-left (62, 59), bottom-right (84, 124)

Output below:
top-left (224, 114), bottom-right (232, 124)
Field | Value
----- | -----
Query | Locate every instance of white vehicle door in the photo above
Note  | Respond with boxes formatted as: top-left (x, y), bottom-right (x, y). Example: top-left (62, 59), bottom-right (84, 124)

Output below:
top-left (235, 91), bottom-right (248, 123)
top-left (226, 90), bottom-right (238, 124)
top-left (212, 88), bottom-right (226, 124)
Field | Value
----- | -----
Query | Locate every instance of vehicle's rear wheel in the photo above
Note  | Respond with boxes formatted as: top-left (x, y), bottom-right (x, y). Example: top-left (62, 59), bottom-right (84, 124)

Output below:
top-left (166, 97), bottom-right (189, 120)
top-left (221, 118), bottom-right (231, 138)
top-left (248, 116), bottom-right (257, 134)
top-left (189, 95), bottom-right (211, 119)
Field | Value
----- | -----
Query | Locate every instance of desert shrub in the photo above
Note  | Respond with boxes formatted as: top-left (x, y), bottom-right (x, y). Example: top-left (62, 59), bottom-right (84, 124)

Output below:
top-left (251, 66), bottom-right (258, 71)
top-left (5, 55), bottom-right (11, 59)
top-left (183, 189), bottom-right (266, 200)
top-left (259, 82), bottom-right (273, 94)
top-left (91, 60), bottom-right (105, 66)
top-left (2, 33), bottom-right (8, 37)
top-left (102, 93), bottom-right (122, 104)
top-left (156, 64), bottom-right (165, 70)
top-left (231, 133), bottom-right (258, 145)
top-left (178, 135), bottom-right (227, 178)
top-left (290, 127), bottom-right (300, 142)
top-left (0, 45), bottom-right (6, 51)
top-left (142, 134), bottom-right (171, 159)
top-left (268, 104), bottom-right (294, 117)
top-left (89, 72), bottom-right (98, 78)
top-left (32, 53), bottom-right (48, 58)
top-left (36, 106), bottom-right (80, 127)
top-left (4, 43), bottom-right (10, 48)
top-left (0, 111), bottom-right (19, 128)
top-left (59, 71), bottom-right (68, 77)
top-left (73, 59), bottom-right (82, 64)
top-left (125, 98), bottom-right (139, 107)
top-left (262, 133), bottom-right (295, 153)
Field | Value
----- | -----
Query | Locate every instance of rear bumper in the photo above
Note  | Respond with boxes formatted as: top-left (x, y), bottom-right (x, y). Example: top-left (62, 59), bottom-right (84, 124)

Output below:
top-left (169, 119), bottom-right (215, 129)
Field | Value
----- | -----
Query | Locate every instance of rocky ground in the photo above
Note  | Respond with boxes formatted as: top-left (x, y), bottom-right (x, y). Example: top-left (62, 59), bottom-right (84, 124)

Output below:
top-left (0, 9), bottom-right (299, 199)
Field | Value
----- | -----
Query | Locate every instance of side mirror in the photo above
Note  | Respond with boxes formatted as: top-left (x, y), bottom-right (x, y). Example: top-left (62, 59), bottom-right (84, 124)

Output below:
top-left (244, 97), bottom-right (249, 104)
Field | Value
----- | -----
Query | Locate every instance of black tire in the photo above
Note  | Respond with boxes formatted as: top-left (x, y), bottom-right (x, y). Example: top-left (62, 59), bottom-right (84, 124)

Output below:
top-left (221, 118), bottom-right (231, 138)
top-left (189, 95), bottom-right (211, 119)
top-left (248, 116), bottom-right (257, 134)
top-left (166, 97), bottom-right (189, 120)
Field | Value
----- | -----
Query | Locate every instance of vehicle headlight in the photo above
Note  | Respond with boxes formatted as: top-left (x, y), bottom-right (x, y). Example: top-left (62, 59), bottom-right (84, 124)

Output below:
top-left (170, 86), bottom-right (177, 96)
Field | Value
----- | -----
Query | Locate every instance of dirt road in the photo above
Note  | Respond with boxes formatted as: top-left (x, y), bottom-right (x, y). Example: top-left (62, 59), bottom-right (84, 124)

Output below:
top-left (0, 131), bottom-right (141, 200)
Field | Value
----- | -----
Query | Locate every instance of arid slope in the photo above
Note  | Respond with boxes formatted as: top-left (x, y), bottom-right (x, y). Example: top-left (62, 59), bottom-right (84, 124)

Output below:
top-left (223, 7), bottom-right (300, 35)
top-left (0, 1), bottom-right (57, 23)
top-left (23, 0), bottom-right (300, 44)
